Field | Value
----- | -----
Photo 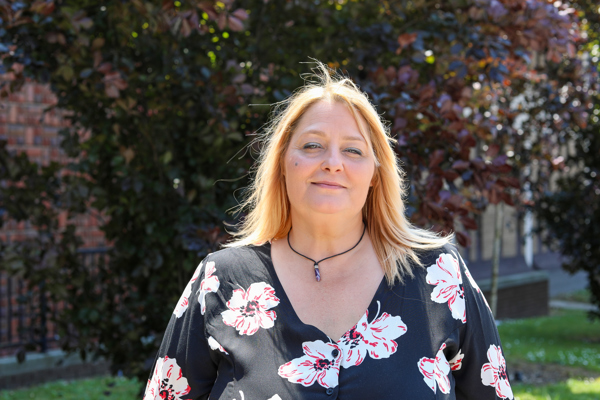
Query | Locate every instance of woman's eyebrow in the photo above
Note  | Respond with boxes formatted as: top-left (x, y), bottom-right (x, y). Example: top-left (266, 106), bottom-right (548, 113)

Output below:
top-left (299, 129), bottom-right (366, 143)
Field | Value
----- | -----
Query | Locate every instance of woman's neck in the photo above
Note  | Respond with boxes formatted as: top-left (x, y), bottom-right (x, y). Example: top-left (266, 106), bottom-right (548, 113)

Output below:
top-left (286, 213), bottom-right (366, 262)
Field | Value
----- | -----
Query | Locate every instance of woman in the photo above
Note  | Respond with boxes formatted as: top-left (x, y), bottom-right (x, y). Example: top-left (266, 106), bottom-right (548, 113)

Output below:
top-left (144, 65), bottom-right (513, 400)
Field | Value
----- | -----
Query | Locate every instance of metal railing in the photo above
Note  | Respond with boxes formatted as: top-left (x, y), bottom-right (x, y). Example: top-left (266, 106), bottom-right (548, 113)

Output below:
top-left (0, 248), bottom-right (108, 357)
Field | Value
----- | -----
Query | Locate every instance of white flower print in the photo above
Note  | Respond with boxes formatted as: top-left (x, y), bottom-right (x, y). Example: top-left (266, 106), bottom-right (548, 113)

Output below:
top-left (233, 391), bottom-right (282, 400)
top-left (464, 267), bottom-right (492, 311)
top-left (233, 391), bottom-right (245, 400)
top-left (481, 344), bottom-right (514, 399)
top-left (451, 249), bottom-right (492, 312)
top-left (221, 282), bottom-right (280, 335)
top-left (278, 340), bottom-right (342, 389)
top-left (337, 301), bottom-right (407, 368)
top-left (449, 349), bottom-right (464, 371)
top-left (143, 356), bottom-right (190, 400)
top-left (418, 343), bottom-right (451, 394)
top-left (208, 336), bottom-right (228, 355)
top-left (426, 253), bottom-right (467, 323)
top-left (197, 261), bottom-right (219, 315)
top-left (172, 262), bottom-right (203, 318)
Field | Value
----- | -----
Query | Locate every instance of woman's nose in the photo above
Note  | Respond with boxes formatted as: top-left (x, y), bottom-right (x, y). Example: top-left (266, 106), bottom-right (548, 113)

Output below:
top-left (321, 148), bottom-right (343, 172)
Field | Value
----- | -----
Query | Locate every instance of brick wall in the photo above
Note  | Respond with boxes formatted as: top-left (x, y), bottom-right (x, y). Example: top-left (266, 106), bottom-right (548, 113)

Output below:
top-left (482, 280), bottom-right (549, 319)
top-left (0, 80), bottom-right (105, 247)
top-left (478, 270), bottom-right (550, 319)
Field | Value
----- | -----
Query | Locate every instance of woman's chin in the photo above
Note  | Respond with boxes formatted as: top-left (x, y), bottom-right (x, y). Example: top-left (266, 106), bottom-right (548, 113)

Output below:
top-left (303, 202), bottom-right (357, 216)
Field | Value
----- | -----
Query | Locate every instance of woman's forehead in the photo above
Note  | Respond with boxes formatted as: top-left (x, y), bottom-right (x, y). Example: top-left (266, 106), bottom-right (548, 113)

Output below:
top-left (293, 100), bottom-right (371, 144)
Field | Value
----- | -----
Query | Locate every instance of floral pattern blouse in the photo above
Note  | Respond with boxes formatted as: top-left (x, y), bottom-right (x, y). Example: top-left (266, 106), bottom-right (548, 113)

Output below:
top-left (144, 243), bottom-right (513, 400)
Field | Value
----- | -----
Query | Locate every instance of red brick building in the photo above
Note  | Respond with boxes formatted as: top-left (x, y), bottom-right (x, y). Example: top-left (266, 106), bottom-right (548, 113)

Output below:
top-left (0, 80), bottom-right (105, 247)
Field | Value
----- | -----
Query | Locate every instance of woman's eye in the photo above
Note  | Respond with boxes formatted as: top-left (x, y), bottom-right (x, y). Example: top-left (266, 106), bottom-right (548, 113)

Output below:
top-left (346, 148), bottom-right (363, 156)
top-left (303, 143), bottom-right (322, 149)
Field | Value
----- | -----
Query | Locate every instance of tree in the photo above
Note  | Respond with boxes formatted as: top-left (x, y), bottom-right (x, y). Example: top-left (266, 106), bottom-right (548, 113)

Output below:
top-left (0, 0), bottom-right (591, 381)
top-left (535, 0), bottom-right (600, 319)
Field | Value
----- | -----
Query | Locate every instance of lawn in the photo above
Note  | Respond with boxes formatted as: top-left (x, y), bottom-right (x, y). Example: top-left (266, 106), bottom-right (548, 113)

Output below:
top-left (552, 289), bottom-right (592, 304)
top-left (498, 309), bottom-right (600, 400)
top-left (1, 310), bottom-right (598, 400)
top-left (499, 309), bottom-right (600, 372)
top-left (0, 376), bottom-right (142, 400)
top-left (513, 378), bottom-right (600, 400)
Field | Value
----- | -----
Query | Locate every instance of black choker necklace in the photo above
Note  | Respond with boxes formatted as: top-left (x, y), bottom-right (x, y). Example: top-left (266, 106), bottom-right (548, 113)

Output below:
top-left (287, 224), bottom-right (367, 282)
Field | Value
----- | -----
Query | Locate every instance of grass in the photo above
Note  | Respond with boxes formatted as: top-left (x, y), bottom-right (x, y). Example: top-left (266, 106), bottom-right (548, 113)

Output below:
top-left (513, 378), bottom-right (600, 400)
top-left (553, 289), bottom-right (592, 304)
top-left (498, 309), bottom-right (600, 371)
top-left (0, 376), bottom-right (142, 400)
top-left (499, 309), bottom-right (600, 400)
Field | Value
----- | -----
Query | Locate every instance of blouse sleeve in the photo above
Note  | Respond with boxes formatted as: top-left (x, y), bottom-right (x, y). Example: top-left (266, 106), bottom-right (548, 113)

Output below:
top-left (450, 249), bottom-right (514, 400)
top-left (143, 257), bottom-right (218, 400)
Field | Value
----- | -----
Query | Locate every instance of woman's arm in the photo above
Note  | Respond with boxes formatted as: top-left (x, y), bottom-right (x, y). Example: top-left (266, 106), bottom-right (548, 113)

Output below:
top-left (143, 257), bottom-right (218, 400)
top-left (450, 249), bottom-right (514, 400)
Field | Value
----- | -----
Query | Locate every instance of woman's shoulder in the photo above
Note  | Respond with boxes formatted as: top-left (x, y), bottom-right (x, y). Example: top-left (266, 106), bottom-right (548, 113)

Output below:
top-left (203, 243), bottom-right (271, 276)
top-left (207, 243), bottom-right (264, 260)
top-left (414, 242), bottom-right (464, 266)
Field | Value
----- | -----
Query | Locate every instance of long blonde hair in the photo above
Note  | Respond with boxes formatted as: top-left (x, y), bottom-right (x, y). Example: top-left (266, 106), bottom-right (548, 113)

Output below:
top-left (225, 63), bottom-right (452, 284)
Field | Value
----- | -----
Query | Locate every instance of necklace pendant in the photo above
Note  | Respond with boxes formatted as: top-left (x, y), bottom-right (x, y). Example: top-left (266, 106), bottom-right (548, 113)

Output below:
top-left (314, 263), bottom-right (321, 282)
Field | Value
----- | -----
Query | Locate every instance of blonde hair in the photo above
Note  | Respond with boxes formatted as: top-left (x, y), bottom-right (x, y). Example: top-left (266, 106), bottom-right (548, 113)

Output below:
top-left (225, 62), bottom-right (452, 284)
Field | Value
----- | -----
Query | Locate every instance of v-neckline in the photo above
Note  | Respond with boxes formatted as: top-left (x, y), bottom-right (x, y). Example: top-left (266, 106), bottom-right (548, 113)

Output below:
top-left (254, 242), bottom-right (387, 343)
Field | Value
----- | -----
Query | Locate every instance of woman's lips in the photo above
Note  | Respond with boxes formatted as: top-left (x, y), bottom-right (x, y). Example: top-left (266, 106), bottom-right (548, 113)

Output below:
top-left (312, 182), bottom-right (345, 189)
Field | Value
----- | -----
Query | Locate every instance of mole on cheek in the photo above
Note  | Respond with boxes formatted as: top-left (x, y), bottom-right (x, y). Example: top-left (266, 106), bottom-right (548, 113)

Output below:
top-left (295, 162), bottom-right (298, 166)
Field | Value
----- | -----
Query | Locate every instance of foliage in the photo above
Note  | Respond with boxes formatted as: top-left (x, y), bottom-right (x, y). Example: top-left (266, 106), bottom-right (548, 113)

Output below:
top-left (0, 0), bottom-right (594, 381)
top-left (357, 0), bottom-right (590, 244)
top-left (0, 140), bottom-right (82, 357)
top-left (498, 310), bottom-right (600, 372)
top-left (0, 376), bottom-right (141, 400)
top-left (535, 0), bottom-right (600, 320)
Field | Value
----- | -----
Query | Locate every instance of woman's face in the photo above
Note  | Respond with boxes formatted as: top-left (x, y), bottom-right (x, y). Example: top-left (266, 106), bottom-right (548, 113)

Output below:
top-left (283, 100), bottom-right (376, 219)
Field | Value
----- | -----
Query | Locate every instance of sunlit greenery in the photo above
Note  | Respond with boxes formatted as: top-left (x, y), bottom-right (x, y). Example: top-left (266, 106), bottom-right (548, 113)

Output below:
top-left (499, 310), bottom-right (600, 371)
top-left (0, 377), bottom-right (141, 400)
top-left (513, 378), bottom-right (600, 400)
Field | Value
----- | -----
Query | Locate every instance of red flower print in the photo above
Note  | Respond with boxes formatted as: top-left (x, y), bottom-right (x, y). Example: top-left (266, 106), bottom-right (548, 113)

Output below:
top-left (481, 344), bottom-right (514, 399)
top-left (426, 253), bottom-right (467, 323)
top-left (208, 336), bottom-right (228, 355)
top-left (221, 282), bottom-right (280, 335)
top-left (418, 343), bottom-right (451, 394)
top-left (172, 262), bottom-right (203, 318)
top-left (449, 349), bottom-right (464, 371)
top-left (278, 340), bottom-right (342, 389)
top-left (197, 261), bottom-right (220, 315)
top-left (337, 301), bottom-right (407, 368)
top-left (143, 356), bottom-right (190, 400)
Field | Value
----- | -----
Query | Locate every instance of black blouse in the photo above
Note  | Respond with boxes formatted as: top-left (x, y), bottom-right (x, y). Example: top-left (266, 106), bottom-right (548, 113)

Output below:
top-left (143, 243), bottom-right (513, 400)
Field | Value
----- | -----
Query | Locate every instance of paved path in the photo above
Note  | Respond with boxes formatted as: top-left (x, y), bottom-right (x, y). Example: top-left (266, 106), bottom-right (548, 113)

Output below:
top-left (547, 269), bottom-right (588, 298)
top-left (549, 300), bottom-right (596, 311)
